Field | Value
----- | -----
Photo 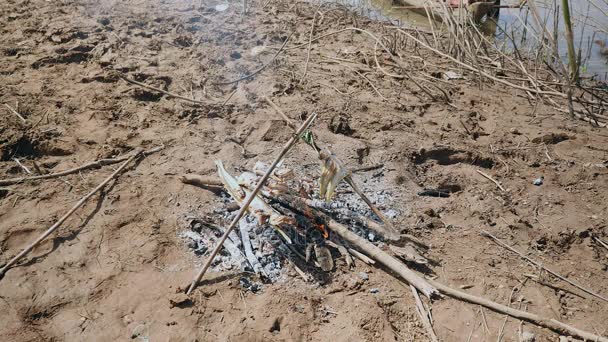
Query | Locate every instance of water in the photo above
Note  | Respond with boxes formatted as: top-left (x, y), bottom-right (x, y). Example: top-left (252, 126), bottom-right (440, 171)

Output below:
top-left (495, 0), bottom-right (608, 80)
top-left (331, 0), bottom-right (608, 79)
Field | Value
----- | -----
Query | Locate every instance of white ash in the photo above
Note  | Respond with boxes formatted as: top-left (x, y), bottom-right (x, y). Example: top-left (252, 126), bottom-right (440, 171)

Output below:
top-left (179, 160), bottom-right (401, 282)
top-left (178, 213), bottom-right (285, 282)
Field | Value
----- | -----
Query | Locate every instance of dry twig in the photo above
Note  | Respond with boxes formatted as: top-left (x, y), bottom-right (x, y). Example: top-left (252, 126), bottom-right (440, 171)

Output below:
top-left (482, 230), bottom-right (608, 303)
top-left (117, 74), bottom-right (207, 105)
top-left (0, 146), bottom-right (164, 186)
top-left (0, 148), bottom-right (155, 277)
top-left (476, 170), bottom-right (507, 192)
top-left (4, 103), bottom-right (26, 124)
top-left (427, 279), bottom-right (608, 342)
top-left (411, 285), bottom-right (439, 342)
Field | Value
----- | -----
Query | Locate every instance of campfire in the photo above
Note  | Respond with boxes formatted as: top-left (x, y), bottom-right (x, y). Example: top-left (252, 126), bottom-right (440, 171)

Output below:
top-left (177, 102), bottom-right (432, 290)
top-left (179, 155), bottom-right (418, 286)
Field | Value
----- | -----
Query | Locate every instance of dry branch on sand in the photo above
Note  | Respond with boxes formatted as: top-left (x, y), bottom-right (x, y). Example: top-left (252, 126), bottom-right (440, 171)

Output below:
top-left (482, 230), bottom-right (608, 304)
top-left (0, 146), bottom-right (164, 277)
top-left (0, 146), bottom-right (164, 186)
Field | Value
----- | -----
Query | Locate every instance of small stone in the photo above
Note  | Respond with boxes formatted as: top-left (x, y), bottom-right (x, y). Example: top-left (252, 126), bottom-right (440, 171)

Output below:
top-left (215, 3), bottom-right (229, 11)
top-left (358, 272), bottom-right (369, 281)
top-left (97, 17), bottom-right (110, 26)
top-left (345, 277), bottom-right (363, 290)
top-left (533, 176), bottom-right (544, 186)
top-left (367, 232), bottom-right (375, 241)
top-left (521, 331), bottom-right (535, 342)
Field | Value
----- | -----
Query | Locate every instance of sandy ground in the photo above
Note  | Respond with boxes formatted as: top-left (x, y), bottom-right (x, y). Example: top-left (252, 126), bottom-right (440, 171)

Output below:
top-left (1, 0), bottom-right (608, 341)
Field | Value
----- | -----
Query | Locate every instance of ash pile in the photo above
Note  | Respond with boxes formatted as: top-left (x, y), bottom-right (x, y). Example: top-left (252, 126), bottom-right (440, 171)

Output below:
top-left (179, 158), bottom-right (428, 292)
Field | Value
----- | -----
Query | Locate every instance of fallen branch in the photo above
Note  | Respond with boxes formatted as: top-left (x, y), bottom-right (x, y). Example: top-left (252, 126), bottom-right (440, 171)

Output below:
top-left (0, 146), bottom-right (164, 186)
top-left (482, 230), bottom-right (608, 303)
top-left (0, 148), bottom-right (153, 277)
top-left (476, 170), bottom-right (506, 192)
top-left (179, 174), bottom-right (223, 188)
top-left (4, 103), bottom-right (27, 124)
top-left (427, 279), bottom-right (608, 342)
top-left (117, 73), bottom-right (207, 105)
top-left (185, 113), bottom-right (318, 295)
top-left (523, 273), bottom-right (586, 299)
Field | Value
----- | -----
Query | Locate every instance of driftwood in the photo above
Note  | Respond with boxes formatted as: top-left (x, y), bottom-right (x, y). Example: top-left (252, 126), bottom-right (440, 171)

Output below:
top-left (0, 146), bottom-right (164, 186)
top-left (482, 230), bottom-right (608, 303)
top-left (0, 147), bottom-right (157, 277)
top-left (186, 113), bottom-right (318, 295)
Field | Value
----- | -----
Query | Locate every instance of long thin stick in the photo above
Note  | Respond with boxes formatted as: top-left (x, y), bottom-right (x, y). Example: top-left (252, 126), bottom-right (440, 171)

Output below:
top-left (185, 113), bottom-right (317, 295)
top-left (117, 74), bottom-right (206, 105)
top-left (4, 103), bottom-right (27, 124)
top-left (0, 149), bottom-right (145, 277)
top-left (593, 236), bottom-right (608, 251)
top-left (427, 279), bottom-right (608, 342)
top-left (476, 170), bottom-right (506, 192)
top-left (299, 5), bottom-right (320, 85)
top-left (264, 95), bottom-right (397, 233)
top-left (411, 285), bottom-right (439, 342)
top-left (0, 146), bottom-right (164, 186)
top-left (482, 230), bottom-right (608, 303)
